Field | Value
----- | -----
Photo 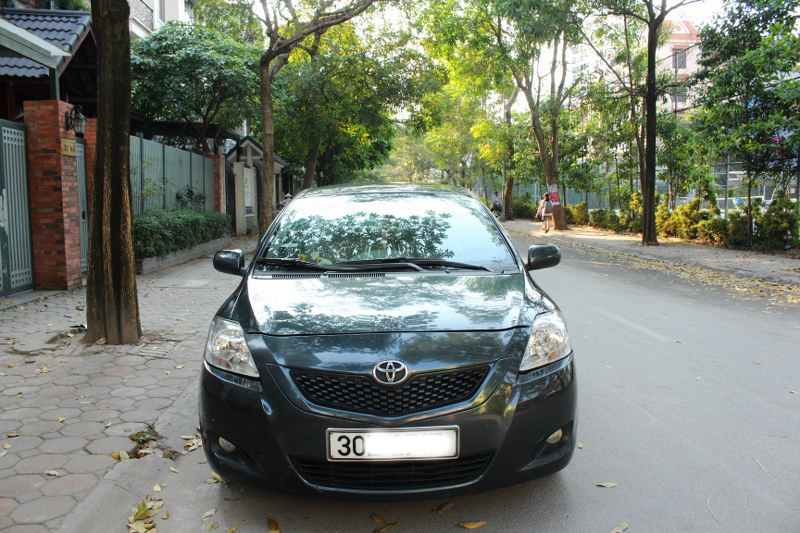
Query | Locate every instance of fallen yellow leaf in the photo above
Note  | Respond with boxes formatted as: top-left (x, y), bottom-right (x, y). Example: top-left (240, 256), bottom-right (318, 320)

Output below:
top-left (597, 482), bottom-right (619, 488)
top-left (203, 508), bottom-right (217, 520)
top-left (458, 521), bottom-right (487, 529)
top-left (169, 467), bottom-right (179, 474)
top-left (610, 522), bottom-right (629, 533)
top-left (267, 516), bottom-right (280, 531)
top-left (226, 527), bottom-right (239, 533)
top-left (153, 484), bottom-right (162, 492)
top-left (435, 502), bottom-right (454, 513)
top-left (58, 416), bottom-right (66, 423)
top-left (44, 470), bottom-right (62, 477)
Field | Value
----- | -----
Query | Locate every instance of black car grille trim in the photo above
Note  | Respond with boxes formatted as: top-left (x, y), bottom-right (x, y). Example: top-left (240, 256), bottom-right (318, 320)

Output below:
top-left (326, 272), bottom-right (386, 278)
top-left (290, 365), bottom-right (490, 416)
top-left (292, 453), bottom-right (493, 490)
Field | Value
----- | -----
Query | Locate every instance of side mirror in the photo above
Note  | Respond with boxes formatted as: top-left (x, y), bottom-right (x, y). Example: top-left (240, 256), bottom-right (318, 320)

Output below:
top-left (527, 244), bottom-right (561, 270)
top-left (213, 249), bottom-right (245, 276)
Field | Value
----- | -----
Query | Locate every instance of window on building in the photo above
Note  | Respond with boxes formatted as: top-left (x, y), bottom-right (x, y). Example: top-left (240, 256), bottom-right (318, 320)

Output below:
top-left (673, 48), bottom-right (687, 69)
top-left (675, 86), bottom-right (688, 105)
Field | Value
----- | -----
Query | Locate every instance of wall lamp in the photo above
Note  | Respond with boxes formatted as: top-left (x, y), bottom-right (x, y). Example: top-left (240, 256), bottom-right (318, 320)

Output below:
top-left (65, 105), bottom-right (86, 136)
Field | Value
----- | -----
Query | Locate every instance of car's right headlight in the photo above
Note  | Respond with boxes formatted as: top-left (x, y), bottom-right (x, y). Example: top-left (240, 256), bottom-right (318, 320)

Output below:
top-left (520, 310), bottom-right (572, 372)
top-left (204, 317), bottom-right (259, 378)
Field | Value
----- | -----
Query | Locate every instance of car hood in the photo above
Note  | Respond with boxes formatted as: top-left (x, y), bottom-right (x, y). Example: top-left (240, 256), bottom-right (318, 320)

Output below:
top-left (242, 272), bottom-right (530, 336)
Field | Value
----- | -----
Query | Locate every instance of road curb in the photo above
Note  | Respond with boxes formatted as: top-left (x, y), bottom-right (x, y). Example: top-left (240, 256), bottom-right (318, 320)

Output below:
top-left (55, 381), bottom-right (200, 533)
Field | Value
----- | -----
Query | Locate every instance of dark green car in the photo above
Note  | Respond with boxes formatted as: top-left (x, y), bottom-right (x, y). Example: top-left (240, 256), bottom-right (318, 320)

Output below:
top-left (200, 184), bottom-right (576, 497)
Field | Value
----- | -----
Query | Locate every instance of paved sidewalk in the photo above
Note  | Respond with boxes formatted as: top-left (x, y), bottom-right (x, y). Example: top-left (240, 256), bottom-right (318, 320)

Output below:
top-left (0, 238), bottom-right (256, 532)
top-left (503, 219), bottom-right (800, 288)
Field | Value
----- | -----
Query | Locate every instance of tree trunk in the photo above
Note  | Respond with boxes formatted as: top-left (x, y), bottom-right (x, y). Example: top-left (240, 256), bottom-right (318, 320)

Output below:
top-left (301, 141), bottom-right (320, 190)
top-left (501, 89), bottom-right (517, 221)
top-left (746, 169), bottom-right (752, 247)
top-left (641, 21), bottom-right (660, 245)
top-left (258, 62), bottom-right (276, 235)
top-left (86, 0), bottom-right (141, 344)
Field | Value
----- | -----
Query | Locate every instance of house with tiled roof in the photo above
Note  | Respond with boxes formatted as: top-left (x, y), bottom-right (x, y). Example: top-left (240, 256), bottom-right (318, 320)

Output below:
top-left (0, 8), bottom-right (95, 120)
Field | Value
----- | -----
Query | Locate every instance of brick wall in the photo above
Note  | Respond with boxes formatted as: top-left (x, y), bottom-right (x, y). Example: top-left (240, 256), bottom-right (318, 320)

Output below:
top-left (212, 153), bottom-right (225, 212)
top-left (23, 100), bottom-right (88, 290)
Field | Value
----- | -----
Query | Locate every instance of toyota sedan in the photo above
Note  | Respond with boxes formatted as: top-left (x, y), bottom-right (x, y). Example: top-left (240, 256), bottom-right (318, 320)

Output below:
top-left (199, 184), bottom-right (576, 498)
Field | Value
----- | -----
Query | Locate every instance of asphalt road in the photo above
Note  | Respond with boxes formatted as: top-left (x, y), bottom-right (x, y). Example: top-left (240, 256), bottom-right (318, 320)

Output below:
top-left (149, 235), bottom-right (800, 533)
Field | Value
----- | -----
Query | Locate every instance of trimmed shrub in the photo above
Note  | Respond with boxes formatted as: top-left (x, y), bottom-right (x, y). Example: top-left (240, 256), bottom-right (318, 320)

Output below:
top-left (656, 195), bottom-right (673, 237)
top-left (133, 209), bottom-right (230, 259)
top-left (755, 190), bottom-right (799, 250)
top-left (563, 205), bottom-right (575, 224)
top-left (572, 202), bottom-right (590, 225)
top-left (590, 208), bottom-right (608, 228)
top-left (696, 217), bottom-right (727, 244)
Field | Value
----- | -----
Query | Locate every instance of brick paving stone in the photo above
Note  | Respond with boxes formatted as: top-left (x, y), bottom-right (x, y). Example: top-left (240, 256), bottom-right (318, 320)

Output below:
top-left (0, 516), bottom-right (12, 529)
top-left (53, 375), bottom-right (88, 386)
top-left (39, 437), bottom-right (87, 454)
top-left (1, 387), bottom-right (39, 397)
top-left (40, 473), bottom-right (97, 496)
top-left (85, 436), bottom-right (133, 455)
top-left (103, 422), bottom-right (147, 437)
top-left (18, 420), bottom-right (62, 435)
top-left (0, 420), bottom-right (22, 433)
top-left (1, 436), bottom-right (41, 452)
top-left (9, 496), bottom-right (75, 524)
top-left (137, 397), bottom-right (171, 410)
top-left (59, 421), bottom-right (104, 438)
top-left (14, 455), bottom-right (68, 475)
top-left (40, 408), bottom-right (81, 421)
top-left (144, 388), bottom-right (179, 398)
top-left (93, 397), bottom-right (133, 410)
top-left (115, 355), bottom-right (146, 366)
top-left (15, 490), bottom-right (42, 504)
top-left (16, 450), bottom-right (37, 459)
top-left (62, 453), bottom-right (115, 474)
top-left (0, 452), bottom-right (19, 469)
top-left (110, 386), bottom-right (146, 398)
top-left (0, 408), bottom-right (41, 421)
top-left (119, 408), bottom-right (162, 423)
top-left (0, 497), bottom-right (18, 516)
top-left (79, 409), bottom-right (118, 422)
top-left (88, 376), bottom-right (122, 387)
top-left (38, 386), bottom-right (76, 399)
top-left (122, 376), bottom-right (159, 388)
top-left (71, 386), bottom-right (111, 397)
top-left (0, 475), bottom-right (45, 498)
top-left (101, 366), bottom-right (136, 377)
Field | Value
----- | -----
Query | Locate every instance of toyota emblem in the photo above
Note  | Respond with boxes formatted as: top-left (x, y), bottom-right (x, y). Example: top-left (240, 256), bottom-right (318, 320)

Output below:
top-left (372, 360), bottom-right (409, 385)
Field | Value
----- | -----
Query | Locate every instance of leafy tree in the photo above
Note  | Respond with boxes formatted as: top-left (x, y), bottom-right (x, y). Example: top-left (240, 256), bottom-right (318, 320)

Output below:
top-left (194, 0), bottom-right (264, 45)
top-left (693, 0), bottom-right (800, 245)
top-left (588, 0), bottom-right (702, 245)
top-left (131, 22), bottom-right (259, 154)
top-left (656, 110), bottom-right (714, 209)
top-left (86, 0), bottom-right (140, 344)
top-left (273, 24), bottom-right (442, 188)
top-left (255, 0), bottom-right (379, 233)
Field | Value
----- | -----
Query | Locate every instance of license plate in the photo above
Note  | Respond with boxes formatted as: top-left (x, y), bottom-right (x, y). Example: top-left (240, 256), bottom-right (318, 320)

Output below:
top-left (327, 426), bottom-right (459, 461)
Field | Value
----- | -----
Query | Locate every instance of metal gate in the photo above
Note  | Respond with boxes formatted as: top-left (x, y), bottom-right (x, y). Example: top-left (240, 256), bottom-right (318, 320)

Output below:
top-left (76, 139), bottom-right (88, 273)
top-left (0, 120), bottom-right (33, 296)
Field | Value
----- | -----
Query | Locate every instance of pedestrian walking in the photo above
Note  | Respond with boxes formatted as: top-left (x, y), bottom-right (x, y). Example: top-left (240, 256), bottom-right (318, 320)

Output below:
top-left (536, 193), bottom-right (554, 233)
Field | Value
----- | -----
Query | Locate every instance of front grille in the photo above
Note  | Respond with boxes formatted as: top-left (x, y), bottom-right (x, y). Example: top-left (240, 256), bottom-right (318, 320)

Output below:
top-left (291, 366), bottom-right (490, 416)
top-left (292, 453), bottom-right (493, 490)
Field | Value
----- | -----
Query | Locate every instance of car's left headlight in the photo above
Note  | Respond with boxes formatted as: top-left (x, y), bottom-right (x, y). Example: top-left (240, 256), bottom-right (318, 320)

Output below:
top-left (204, 317), bottom-right (259, 378)
top-left (520, 310), bottom-right (572, 372)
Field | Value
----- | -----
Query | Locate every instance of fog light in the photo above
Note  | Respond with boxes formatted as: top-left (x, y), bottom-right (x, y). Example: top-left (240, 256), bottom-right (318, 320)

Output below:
top-left (546, 429), bottom-right (563, 445)
top-left (218, 437), bottom-right (236, 452)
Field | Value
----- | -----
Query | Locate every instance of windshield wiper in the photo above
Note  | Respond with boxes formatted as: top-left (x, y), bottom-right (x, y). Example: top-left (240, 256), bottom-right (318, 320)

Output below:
top-left (340, 257), bottom-right (493, 272)
top-left (256, 257), bottom-right (424, 272)
top-left (254, 257), bottom-right (331, 271)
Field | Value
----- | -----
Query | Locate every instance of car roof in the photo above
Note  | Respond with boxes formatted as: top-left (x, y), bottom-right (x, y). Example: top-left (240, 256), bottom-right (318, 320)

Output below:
top-left (294, 183), bottom-right (474, 200)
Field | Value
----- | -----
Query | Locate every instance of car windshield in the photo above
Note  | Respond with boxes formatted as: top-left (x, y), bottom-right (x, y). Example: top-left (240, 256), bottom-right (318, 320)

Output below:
top-left (262, 191), bottom-right (518, 271)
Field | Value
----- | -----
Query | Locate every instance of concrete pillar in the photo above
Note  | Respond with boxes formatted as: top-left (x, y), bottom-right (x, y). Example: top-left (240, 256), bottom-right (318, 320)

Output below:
top-left (233, 162), bottom-right (245, 235)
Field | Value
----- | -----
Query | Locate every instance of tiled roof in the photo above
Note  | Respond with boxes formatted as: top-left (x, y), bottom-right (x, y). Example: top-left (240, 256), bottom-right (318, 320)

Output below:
top-left (0, 8), bottom-right (91, 78)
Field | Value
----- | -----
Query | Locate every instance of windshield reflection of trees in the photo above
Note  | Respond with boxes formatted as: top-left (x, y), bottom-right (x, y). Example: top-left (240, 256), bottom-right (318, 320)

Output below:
top-left (251, 273), bottom-right (533, 338)
top-left (266, 329), bottom-right (522, 372)
top-left (266, 210), bottom-right (454, 263)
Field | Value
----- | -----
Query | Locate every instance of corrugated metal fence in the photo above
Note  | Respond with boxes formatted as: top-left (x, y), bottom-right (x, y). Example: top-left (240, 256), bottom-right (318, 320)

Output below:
top-left (130, 135), bottom-right (215, 214)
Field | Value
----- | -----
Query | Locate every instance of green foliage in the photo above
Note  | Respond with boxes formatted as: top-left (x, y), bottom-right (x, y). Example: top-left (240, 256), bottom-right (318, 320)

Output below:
top-left (133, 210), bottom-right (230, 259)
top-left (571, 202), bottom-right (590, 226)
top-left (175, 187), bottom-right (206, 211)
top-left (131, 22), bottom-right (260, 152)
top-left (696, 218), bottom-right (728, 244)
top-left (512, 192), bottom-right (535, 220)
top-left (754, 191), bottom-right (799, 249)
top-left (726, 209), bottom-right (751, 248)
top-left (275, 24), bottom-right (443, 185)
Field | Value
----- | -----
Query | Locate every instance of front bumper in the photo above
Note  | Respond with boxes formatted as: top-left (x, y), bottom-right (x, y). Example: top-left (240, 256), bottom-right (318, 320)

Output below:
top-left (198, 354), bottom-right (577, 499)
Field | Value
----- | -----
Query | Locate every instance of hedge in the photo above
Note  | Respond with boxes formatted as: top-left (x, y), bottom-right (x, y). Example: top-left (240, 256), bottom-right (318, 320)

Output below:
top-left (133, 209), bottom-right (231, 259)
